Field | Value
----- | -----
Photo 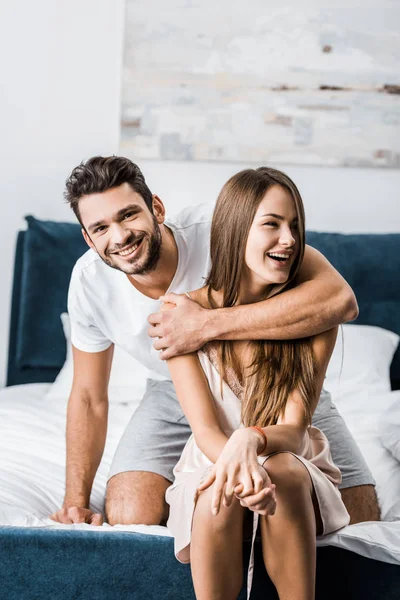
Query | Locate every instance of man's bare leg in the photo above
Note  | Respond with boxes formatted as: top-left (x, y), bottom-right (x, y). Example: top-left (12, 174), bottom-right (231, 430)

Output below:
top-left (340, 485), bottom-right (381, 524)
top-left (105, 471), bottom-right (170, 526)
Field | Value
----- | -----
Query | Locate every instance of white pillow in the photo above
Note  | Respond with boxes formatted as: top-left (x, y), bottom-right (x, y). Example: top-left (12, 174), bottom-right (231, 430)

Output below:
top-left (379, 396), bottom-right (400, 464)
top-left (46, 313), bottom-right (148, 403)
top-left (323, 325), bottom-right (400, 521)
top-left (324, 324), bottom-right (399, 396)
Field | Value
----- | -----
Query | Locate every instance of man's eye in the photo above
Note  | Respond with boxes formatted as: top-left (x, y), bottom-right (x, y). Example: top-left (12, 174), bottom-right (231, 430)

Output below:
top-left (94, 226), bottom-right (106, 234)
top-left (123, 211), bottom-right (135, 219)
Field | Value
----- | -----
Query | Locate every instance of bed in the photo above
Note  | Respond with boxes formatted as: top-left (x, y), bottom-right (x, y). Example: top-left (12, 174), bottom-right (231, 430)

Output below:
top-left (2, 215), bottom-right (400, 599)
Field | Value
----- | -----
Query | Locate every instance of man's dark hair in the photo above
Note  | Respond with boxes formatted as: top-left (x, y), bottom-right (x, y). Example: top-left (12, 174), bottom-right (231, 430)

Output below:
top-left (64, 156), bottom-right (153, 226)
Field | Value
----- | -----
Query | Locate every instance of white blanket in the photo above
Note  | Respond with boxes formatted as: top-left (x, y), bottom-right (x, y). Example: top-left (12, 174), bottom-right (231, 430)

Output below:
top-left (0, 383), bottom-right (400, 566)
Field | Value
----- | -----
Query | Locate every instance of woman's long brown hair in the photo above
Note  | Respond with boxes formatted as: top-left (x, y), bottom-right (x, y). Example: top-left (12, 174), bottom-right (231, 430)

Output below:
top-left (205, 167), bottom-right (316, 428)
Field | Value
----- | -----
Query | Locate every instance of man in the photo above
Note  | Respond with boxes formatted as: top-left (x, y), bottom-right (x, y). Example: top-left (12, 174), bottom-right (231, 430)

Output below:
top-left (50, 156), bottom-right (379, 527)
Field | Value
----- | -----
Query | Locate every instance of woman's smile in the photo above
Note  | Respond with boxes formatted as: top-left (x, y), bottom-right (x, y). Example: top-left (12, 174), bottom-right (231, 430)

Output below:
top-left (265, 250), bottom-right (293, 269)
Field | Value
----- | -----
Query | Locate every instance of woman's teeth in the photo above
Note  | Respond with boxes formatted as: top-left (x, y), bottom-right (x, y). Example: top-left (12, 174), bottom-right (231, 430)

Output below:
top-left (267, 252), bottom-right (290, 262)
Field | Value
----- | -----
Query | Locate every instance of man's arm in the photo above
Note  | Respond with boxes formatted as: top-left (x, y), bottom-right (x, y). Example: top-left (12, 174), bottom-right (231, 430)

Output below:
top-left (50, 344), bottom-right (114, 524)
top-left (148, 245), bottom-right (358, 359)
top-left (209, 245), bottom-right (358, 341)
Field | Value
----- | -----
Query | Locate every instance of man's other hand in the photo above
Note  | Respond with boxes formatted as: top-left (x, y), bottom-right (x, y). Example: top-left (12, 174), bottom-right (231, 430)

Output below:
top-left (147, 292), bottom-right (209, 359)
top-left (49, 506), bottom-right (103, 525)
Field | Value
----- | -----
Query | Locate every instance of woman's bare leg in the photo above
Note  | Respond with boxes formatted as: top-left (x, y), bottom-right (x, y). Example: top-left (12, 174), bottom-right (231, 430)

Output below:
top-left (191, 483), bottom-right (247, 600)
top-left (259, 453), bottom-right (322, 600)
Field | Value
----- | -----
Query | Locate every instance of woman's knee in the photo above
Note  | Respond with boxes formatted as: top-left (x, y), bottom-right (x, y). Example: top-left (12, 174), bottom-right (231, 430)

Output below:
top-left (263, 453), bottom-right (312, 495)
top-left (194, 485), bottom-right (244, 532)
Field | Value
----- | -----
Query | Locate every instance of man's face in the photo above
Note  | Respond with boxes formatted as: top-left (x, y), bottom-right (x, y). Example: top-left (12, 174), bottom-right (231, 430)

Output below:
top-left (79, 183), bottom-right (163, 276)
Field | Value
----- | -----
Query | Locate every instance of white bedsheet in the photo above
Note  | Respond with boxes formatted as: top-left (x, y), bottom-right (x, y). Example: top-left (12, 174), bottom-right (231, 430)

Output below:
top-left (0, 383), bottom-right (400, 566)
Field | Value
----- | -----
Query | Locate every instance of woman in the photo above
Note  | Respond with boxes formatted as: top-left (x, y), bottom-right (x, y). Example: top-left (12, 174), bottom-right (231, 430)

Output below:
top-left (161, 167), bottom-right (350, 600)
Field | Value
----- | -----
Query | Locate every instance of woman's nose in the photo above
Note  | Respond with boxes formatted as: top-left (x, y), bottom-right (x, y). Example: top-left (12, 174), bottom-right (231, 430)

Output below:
top-left (279, 227), bottom-right (296, 247)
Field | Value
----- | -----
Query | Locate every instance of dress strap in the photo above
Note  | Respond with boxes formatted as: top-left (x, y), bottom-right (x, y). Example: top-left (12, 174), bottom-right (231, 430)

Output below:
top-left (185, 292), bottom-right (192, 300)
top-left (246, 512), bottom-right (259, 599)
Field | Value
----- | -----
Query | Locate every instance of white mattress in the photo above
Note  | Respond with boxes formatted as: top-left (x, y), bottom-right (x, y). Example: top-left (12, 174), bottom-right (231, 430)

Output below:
top-left (0, 382), bottom-right (399, 565)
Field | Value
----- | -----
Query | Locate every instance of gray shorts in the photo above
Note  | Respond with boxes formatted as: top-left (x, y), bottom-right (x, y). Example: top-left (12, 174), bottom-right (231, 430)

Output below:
top-left (108, 381), bottom-right (376, 490)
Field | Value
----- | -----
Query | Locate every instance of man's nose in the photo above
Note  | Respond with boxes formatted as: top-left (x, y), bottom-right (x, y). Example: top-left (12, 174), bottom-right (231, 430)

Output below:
top-left (110, 222), bottom-right (131, 246)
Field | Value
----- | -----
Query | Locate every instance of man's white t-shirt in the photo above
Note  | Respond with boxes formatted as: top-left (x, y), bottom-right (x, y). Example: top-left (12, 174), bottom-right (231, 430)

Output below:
top-left (68, 203), bottom-right (213, 381)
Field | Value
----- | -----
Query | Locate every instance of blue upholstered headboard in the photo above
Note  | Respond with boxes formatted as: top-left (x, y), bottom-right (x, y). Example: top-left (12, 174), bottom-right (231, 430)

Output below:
top-left (7, 217), bottom-right (87, 386)
top-left (6, 216), bottom-right (400, 390)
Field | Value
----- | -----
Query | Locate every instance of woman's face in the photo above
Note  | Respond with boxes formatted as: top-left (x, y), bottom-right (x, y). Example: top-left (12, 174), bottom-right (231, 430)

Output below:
top-left (241, 184), bottom-right (299, 301)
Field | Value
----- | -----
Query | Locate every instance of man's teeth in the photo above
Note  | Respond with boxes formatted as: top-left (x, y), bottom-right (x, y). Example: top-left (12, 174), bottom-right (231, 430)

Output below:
top-left (118, 242), bottom-right (139, 256)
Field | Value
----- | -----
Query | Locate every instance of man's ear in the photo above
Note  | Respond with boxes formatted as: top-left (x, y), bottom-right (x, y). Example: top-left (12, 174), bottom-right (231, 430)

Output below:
top-left (82, 228), bottom-right (97, 252)
top-left (152, 194), bottom-right (166, 224)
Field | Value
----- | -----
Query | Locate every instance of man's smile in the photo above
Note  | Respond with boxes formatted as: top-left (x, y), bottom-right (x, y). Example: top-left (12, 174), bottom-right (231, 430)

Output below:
top-left (111, 236), bottom-right (145, 259)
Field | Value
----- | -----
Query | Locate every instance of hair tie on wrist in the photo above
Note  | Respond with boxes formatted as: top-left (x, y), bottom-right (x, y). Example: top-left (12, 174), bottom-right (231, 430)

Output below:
top-left (250, 426), bottom-right (268, 455)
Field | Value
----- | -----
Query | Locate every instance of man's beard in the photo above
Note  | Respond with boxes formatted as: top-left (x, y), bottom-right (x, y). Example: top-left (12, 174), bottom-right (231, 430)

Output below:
top-left (97, 216), bottom-right (163, 276)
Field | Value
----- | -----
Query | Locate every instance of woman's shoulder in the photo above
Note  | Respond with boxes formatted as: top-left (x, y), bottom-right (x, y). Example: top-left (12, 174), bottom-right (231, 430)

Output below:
top-left (187, 286), bottom-right (213, 309)
top-left (312, 326), bottom-right (339, 350)
top-left (159, 286), bottom-right (216, 312)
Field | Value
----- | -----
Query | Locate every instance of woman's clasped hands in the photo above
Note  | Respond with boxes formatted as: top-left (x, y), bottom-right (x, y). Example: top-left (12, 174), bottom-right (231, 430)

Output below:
top-left (196, 428), bottom-right (277, 517)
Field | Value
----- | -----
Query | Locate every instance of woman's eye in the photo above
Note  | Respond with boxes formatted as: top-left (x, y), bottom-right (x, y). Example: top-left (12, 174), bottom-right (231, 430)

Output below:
top-left (264, 222), bottom-right (277, 227)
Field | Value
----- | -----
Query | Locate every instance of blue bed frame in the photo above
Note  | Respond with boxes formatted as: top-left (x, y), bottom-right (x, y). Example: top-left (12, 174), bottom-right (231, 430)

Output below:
top-left (3, 217), bottom-right (400, 599)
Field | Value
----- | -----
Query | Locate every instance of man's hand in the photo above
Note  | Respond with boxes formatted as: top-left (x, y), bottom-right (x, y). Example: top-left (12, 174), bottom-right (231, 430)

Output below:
top-left (49, 506), bottom-right (103, 525)
top-left (147, 292), bottom-right (210, 359)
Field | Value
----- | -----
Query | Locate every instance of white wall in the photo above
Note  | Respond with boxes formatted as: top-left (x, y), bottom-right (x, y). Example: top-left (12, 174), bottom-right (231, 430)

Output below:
top-left (0, 0), bottom-right (125, 386)
top-left (139, 159), bottom-right (400, 234)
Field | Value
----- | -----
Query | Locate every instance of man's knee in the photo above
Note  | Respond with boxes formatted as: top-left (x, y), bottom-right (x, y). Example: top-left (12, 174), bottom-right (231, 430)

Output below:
top-left (105, 471), bottom-right (171, 526)
top-left (340, 485), bottom-right (381, 524)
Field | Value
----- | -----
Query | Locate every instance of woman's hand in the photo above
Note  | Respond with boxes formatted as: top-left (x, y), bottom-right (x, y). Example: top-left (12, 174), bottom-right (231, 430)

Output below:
top-left (234, 470), bottom-right (277, 517)
top-left (196, 428), bottom-right (272, 515)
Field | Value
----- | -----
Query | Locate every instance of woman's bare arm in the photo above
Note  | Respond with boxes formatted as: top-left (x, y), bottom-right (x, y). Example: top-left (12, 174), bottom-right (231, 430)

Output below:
top-left (167, 352), bottom-right (229, 463)
top-left (162, 303), bottom-right (228, 463)
top-left (251, 326), bottom-right (339, 455)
